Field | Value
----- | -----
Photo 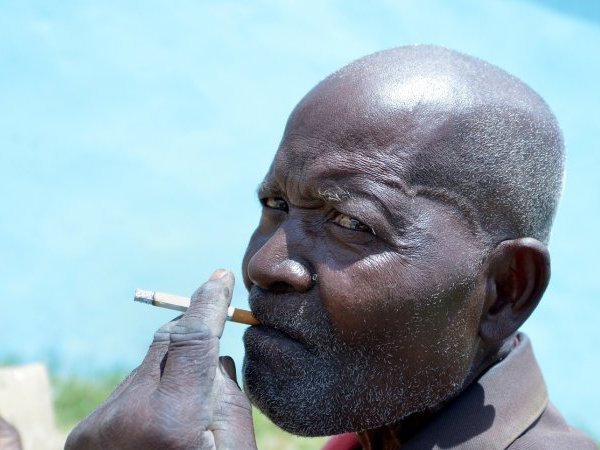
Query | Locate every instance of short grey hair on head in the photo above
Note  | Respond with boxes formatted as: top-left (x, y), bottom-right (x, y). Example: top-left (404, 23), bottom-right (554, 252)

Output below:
top-left (326, 45), bottom-right (566, 245)
top-left (418, 95), bottom-right (565, 246)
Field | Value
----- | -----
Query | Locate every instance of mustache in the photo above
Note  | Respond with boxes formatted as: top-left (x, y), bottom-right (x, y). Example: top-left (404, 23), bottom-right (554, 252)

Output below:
top-left (247, 286), bottom-right (336, 351)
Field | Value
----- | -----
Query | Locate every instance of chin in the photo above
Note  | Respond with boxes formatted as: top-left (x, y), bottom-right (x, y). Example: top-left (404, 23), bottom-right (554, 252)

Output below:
top-left (242, 353), bottom-right (340, 436)
top-left (242, 325), bottom-right (355, 435)
top-left (243, 354), bottom-right (420, 436)
top-left (241, 316), bottom-right (478, 436)
top-left (243, 349), bottom-right (473, 437)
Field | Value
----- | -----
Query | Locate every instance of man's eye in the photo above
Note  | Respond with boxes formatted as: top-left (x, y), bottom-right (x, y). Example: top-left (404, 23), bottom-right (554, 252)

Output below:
top-left (331, 212), bottom-right (374, 234)
top-left (261, 197), bottom-right (289, 212)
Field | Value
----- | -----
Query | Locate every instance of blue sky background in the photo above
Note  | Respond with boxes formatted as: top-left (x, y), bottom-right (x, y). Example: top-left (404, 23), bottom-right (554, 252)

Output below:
top-left (1, 0), bottom-right (598, 438)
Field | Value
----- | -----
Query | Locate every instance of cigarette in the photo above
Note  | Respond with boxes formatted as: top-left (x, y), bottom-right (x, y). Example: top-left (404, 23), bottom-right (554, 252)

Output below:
top-left (134, 289), bottom-right (260, 326)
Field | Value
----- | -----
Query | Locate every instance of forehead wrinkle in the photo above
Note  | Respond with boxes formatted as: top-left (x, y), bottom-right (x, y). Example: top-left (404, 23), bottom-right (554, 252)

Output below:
top-left (271, 141), bottom-right (485, 241)
top-left (272, 133), bottom-right (482, 233)
top-left (257, 169), bottom-right (354, 207)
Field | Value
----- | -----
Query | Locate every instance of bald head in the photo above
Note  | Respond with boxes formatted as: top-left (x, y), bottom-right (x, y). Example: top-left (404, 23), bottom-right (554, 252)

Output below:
top-left (286, 45), bottom-right (564, 245)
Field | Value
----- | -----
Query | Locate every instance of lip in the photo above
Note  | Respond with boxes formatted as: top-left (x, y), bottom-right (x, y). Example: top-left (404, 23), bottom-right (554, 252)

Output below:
top-left (247, 287), bottom-right (315, 348)
top-left (244, 325), bottom-right (311, 358)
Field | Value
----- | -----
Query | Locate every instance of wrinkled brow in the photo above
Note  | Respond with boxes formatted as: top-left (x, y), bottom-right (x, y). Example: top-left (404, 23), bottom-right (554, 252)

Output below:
top-left (256, 179), bottom-right (353, 203)
top-left (316, 186), bottom-right (352, 202)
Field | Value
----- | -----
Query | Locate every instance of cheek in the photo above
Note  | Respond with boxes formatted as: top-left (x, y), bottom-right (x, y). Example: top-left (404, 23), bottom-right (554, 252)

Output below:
top-left (318, 250), bottom-right (482, 352)
top-left (318, 252), bottom-right (414, 345)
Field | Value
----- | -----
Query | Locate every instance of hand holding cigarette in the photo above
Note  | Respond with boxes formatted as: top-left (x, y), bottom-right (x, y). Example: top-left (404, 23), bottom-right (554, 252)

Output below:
top-left (65, 270), bottom-right (258, 450)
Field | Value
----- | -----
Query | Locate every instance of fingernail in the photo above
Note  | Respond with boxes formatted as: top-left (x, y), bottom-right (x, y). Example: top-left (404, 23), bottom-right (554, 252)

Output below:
top-left (209, 269), bottom-right (228, 280)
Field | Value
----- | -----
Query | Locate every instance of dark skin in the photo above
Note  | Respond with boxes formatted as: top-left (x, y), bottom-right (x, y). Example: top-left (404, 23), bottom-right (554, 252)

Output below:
top-left (66, 270), bottom-right (257, 449)
top-left (67, 48), bottom-right (551, 449)
top-left (241, 72), bottom-right (551, 444)
top-left (355, 237), bottom-right (549, 448)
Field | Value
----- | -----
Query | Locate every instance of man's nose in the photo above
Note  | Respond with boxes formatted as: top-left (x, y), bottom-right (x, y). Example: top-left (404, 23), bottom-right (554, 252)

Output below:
top-left (246, 227), bottom-right (313, 293)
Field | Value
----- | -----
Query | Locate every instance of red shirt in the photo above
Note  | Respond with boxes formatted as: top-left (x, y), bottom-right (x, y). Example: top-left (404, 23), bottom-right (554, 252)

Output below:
top-left (322, 433), bottom-right (361, 450)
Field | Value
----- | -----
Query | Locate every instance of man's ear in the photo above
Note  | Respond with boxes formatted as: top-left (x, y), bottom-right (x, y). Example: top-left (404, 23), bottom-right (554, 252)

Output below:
top-left (479, 238), bottom-right (550, 343)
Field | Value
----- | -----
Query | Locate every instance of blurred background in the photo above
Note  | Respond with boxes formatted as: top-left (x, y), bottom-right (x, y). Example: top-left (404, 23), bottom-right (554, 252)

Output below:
top-left (1, 0), bottom-right (598, 446)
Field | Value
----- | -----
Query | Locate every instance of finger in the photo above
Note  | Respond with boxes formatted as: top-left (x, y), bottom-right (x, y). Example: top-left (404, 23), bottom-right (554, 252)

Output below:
top-left (219, 356), bottom-right (239, 386)
top-left (159, 270), bottom-right (235, 390)
top-left (99, 317), bottom-right (183, 410)
top-left (211, 372), bottom-right (256, 450)
top-left (153, 315), bottom-right (184, 343)
top-left (171, 269), bottom-right (234, 340)
top-left (131, 317), bottom-right (181, 384)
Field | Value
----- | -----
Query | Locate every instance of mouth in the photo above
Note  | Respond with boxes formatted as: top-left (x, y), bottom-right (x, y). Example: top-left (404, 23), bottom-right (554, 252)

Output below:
top-left (243, 325), bottom-right (311, 361)
top-left (245, 286), bottom-right (319, 354)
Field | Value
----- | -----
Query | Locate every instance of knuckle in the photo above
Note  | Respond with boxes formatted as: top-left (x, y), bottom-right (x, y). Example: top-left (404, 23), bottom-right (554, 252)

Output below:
top-left (153, 329), bottom-right (171, 342)
top-left (170, 322), bottom-right (215, 341)
top-left (153, 319), bottom-right (180, 341)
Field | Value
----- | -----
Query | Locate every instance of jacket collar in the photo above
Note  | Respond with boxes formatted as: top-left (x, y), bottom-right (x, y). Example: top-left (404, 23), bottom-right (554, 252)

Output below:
top-left (402, 333), bottom-right (548, 450)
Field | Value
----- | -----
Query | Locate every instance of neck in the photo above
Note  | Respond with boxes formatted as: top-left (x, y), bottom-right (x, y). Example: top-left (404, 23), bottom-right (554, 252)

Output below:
top-left (356, 337), bottom-right (516, 449)
top-left (355, 412), bottom-right (434, 449)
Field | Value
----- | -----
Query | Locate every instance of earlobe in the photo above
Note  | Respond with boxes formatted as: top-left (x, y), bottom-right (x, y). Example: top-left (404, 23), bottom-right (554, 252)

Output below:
top-left (479, 238), bottom-right (550, 343)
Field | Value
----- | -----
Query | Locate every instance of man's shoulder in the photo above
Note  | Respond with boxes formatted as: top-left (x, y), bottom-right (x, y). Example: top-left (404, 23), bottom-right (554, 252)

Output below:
top-left (401, 334), bottom-right (596, 449)
top-left (508, 402), bottom-right (597, 450)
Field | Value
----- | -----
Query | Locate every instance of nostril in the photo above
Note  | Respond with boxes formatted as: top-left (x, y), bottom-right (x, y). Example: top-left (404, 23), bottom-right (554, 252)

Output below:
top-left (247, 244), bottom-right (314, 293)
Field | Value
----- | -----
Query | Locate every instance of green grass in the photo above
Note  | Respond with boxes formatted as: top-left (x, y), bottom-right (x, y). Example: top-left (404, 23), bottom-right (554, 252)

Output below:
top-left (52, 372), bottom-right (126, 430)
top-left (52, 373), bottom-right (327, 449)
top-left (252, 408), bottom-right (327, 450)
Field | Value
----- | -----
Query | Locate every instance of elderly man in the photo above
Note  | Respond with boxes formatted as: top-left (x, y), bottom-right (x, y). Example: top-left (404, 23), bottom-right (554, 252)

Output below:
top-left (65, 46), bottom-right (595, 449)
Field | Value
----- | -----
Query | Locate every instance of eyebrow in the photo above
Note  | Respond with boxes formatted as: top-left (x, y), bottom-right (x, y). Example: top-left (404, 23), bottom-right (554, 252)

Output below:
top-left (256, 179), bottom-right (281, 198)
top-left (256, 176), bottom-right (403, 232)
top-left (316, 185), bottom-right (353, 202)
top-left (256, 179), bottom-right (353, 204)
